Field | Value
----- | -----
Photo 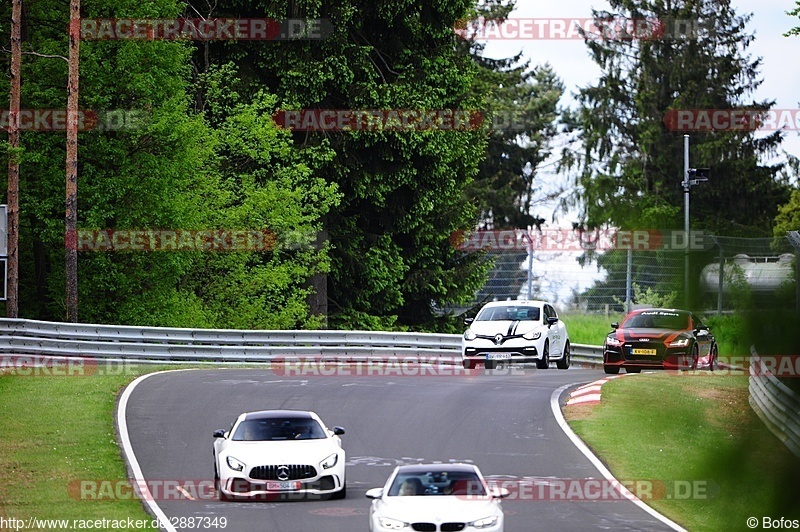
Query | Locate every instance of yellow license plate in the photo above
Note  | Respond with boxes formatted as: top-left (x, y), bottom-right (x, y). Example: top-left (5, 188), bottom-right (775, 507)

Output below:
top-left (631, 348), bottom-right (657, 355)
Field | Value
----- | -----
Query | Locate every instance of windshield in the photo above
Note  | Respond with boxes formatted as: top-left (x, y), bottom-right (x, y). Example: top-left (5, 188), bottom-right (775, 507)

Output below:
top-left (388, 471), bottom-right (487, 496)
top-left (623, 311), bottom-right (689, 330)
top-left (475, 306), bottom-right (541, 322)
top-left (232, 417), bottom-right (327, 441)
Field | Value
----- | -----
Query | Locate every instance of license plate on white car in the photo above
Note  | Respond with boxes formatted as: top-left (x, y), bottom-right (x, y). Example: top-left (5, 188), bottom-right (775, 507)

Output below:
top-left (486, 353), bottom-right (512, 360)
top-left (266, 481), bottom-right (301, 491)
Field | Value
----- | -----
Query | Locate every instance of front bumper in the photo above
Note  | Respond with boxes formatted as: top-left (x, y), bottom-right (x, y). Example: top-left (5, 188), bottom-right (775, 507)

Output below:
top-left (219, 473), bottom-right (344, 499)
top-left (371, 514), bottom-right (503, 532)
top-left (218, 458), bottom-right (345, 500)
top-left (462, 341), bottom-right (541, 364)
top-left (603, 345), bottom-right (693, 369)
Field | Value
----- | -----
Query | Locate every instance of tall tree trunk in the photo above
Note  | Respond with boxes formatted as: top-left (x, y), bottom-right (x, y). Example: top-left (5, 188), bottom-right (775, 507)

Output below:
top-left (307, 217), bottom-right (328, 327)
top-left (6, 0), bottom-right (22, 317)
top-left (65, 0), bottom-right (80, 322)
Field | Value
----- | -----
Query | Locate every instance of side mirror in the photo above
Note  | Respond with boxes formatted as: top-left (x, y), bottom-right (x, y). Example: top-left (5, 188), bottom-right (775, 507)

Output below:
top-left (212, 429), bottom-right (226, 439)
top-left (333, 426), bottom-right (345, 435)
top-left (365, 488), bottom-right (384, 499)
top-left (490, 486), bottom-right (511, 499)
top-left (611, 322), bottom-right (619, 329)
top-left (464, 317), bottom-right (474, 326)
top-left (546, 316), bottom-right (558, 326)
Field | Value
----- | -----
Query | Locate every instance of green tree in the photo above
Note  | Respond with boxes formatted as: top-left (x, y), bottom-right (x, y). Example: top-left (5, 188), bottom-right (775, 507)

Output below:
top-left (459, 1), bottom-right (565, 231)
top-left (186, 67), bottom-right (341, 329)
top-left (189, 0), bottom-right (492, 331)
top-left (0, 0), bottom-right (216, 323)
top-left (786, 1), bottom-right (800, 36)
top-left (572, 0), bottom-right (789, 237)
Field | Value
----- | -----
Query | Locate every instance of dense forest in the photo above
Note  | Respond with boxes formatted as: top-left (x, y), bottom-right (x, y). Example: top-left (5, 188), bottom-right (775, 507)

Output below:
top-left (2, 0), bottom-right (798, 330)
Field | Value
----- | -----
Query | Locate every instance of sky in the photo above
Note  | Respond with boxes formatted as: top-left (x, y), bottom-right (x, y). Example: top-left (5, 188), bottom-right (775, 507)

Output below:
top-left (479, 0), bottom-right (800, 305)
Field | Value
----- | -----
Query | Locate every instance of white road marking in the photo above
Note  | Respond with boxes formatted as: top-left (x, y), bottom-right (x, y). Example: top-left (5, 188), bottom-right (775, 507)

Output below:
top-left (117, 371), bottom-right (183, 532)
top-left (551, 383), bottom-right (687, 531)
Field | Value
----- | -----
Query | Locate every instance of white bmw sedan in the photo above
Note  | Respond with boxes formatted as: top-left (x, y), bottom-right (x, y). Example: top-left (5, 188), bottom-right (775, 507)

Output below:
top-left (366, 463), bottom-right (508, 532)
top-left (461, 300), bottom-right (570, 370)
top-left (212, 410), bottom-right (345, 500)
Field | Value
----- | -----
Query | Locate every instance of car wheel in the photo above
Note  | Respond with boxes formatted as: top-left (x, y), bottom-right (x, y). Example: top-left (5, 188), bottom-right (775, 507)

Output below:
top-left (626, 367), bottom-right (641, 373)
top-left (537, 341), bottom-right (549, 369)
top-left (690, 345), bottom-right (699, 370)
top-left (485, 358), bottom-right (497, 370)
top-left (556, 341), bottom-right (570, 370)
top-left (463, 359), bottom-right (475, 370)
top-left (604, 365), bottom-right (620, 374)
top-left (214, 469), bottom-right (232, 502)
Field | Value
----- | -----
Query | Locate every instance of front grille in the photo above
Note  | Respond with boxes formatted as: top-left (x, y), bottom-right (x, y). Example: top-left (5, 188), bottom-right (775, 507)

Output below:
top-left (441, 524), bottom-right (466, 531)
top-left (250, 464), bottom-right (317, 481)
top-left (411, 524), bottom-right (436, 532)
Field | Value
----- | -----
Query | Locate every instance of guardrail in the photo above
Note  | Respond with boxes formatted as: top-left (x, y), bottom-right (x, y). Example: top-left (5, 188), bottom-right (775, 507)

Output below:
top-left (749, 347), bottom-right (800, 458)
top-left (571, 344), bottom-right (604, 367)
top-left (0, 318), bottom-right (604, 367)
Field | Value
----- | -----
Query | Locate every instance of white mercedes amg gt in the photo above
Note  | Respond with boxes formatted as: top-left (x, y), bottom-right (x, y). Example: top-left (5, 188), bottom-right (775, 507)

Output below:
top-left (212, 409), bottom-right (346, 500)
top-left (366, 463), bottom-right (508, 532)
top-left (461, 300), bottom-right (570, 370)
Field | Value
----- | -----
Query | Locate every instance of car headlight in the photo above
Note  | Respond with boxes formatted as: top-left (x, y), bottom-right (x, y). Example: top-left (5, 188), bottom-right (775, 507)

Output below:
top-left (667, 338), bottom-right (690, 348)
top-left (321, 453), bottom-right (338, 469)
top-left (470, 515), bottom-right (499, 529)
top-left (226, 456), bottom-right (245, 472)
top-left (523, 330), bottom-right (541, 341)
top-left (605, 336), bottom-right (623, 347)
top-left (464, 330), bottom-right (476, 341)
top-left (377, 516), bottom-right (407, 530)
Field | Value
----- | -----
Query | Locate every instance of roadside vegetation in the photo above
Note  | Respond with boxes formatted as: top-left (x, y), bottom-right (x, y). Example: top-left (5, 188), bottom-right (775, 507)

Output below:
top-left (564, 373), bottom-right (800, 531)
top-left (0, 370), bottom-right (161, 526)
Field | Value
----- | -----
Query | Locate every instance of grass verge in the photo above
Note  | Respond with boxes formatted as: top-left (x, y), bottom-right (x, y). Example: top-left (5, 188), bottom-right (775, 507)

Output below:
top-left (0, 367), bottom-right (169, 528)
top-left (565, 372), bottom-right (800, 531)
top-left (561, 313), bottom-right (624, 345)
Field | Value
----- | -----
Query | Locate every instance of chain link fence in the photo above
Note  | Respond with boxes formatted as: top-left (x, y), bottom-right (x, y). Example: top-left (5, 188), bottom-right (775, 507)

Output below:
top-left (452, 230), bottom-right (798, 316)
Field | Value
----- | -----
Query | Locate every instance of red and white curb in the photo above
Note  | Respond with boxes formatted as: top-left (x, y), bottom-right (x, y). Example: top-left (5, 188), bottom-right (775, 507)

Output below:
top-left (565, 375), bottom-right (626, 406)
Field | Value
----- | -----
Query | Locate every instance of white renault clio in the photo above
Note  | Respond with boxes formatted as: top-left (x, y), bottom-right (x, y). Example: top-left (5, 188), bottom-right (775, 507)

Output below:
top-left (461, 300), bottom-right (570, 370)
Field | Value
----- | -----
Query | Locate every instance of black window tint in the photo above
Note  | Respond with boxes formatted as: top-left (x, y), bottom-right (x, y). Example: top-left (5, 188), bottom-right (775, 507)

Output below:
top-left (233, 418), bottom-right (326, 441)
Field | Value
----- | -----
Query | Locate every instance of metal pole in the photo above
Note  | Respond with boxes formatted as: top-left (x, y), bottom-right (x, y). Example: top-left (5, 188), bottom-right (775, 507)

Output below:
top-left (684, 135), bottom-right (690, 309)
top-left (718, 245), bottom-right (724, 316)
top-left (525, 231), bottom-right (533, 299)
top-left (625, 247), bottom-right (632, 313)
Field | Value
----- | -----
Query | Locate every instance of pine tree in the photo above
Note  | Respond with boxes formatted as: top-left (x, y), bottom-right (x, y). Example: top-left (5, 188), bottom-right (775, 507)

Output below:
top-left (573, 0), bottom-right (789, 237)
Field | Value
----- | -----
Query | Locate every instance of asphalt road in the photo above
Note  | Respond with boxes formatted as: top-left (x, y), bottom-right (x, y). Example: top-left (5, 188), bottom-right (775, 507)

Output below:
top-left (121, 366), bottom-right (675, 531)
